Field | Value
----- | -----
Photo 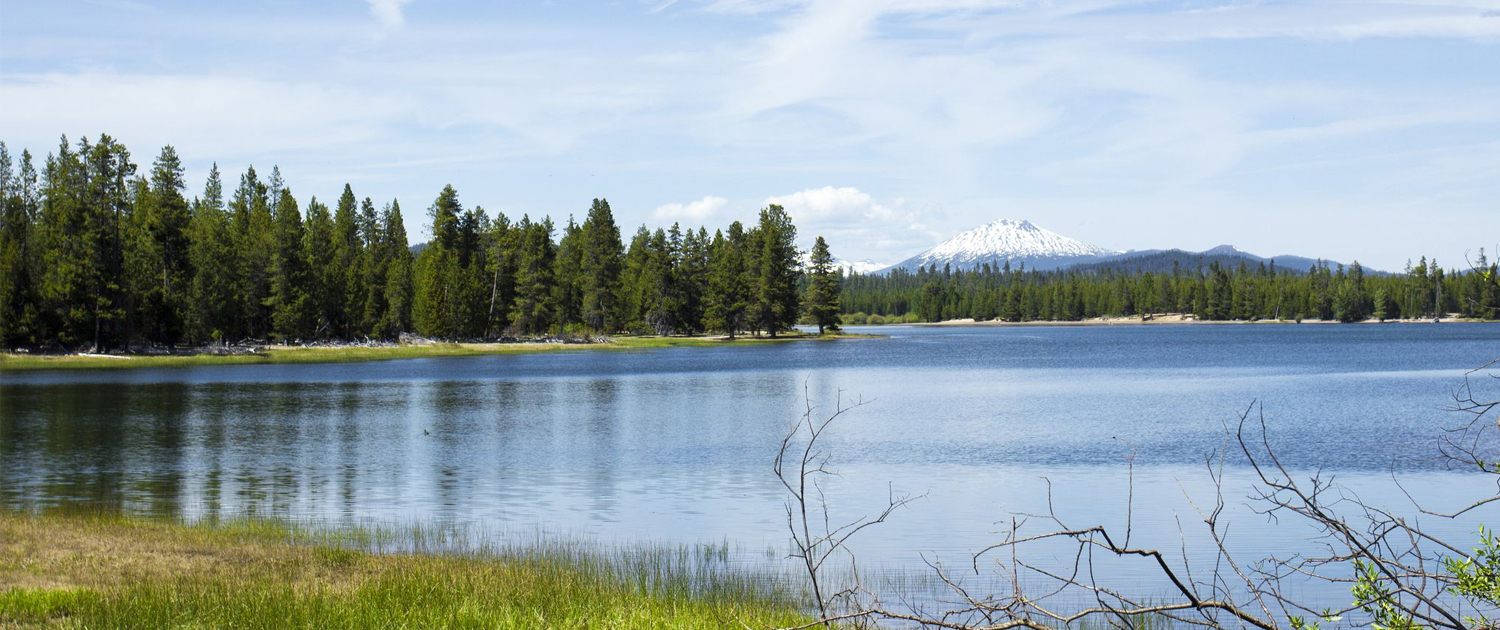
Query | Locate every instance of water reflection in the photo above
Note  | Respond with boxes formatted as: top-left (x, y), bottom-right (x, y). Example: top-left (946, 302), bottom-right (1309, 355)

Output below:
top-left (2, 324), bottom-right (1498, 609)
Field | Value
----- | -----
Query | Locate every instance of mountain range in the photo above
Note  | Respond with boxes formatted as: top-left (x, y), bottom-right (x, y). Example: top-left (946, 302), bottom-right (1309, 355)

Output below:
top-left (884, 219), bottom-right (1120, 272)
top-left (1069, 245), bottom-right (1335, 275)
top-left (868, 219), bottom-right (1352, 275)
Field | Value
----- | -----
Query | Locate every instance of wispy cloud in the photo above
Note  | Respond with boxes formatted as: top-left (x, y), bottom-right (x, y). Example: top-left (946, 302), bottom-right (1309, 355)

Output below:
top-left (653, 195), bottom-right (729, 221)
top-left (2, 0), bottom-right (1496, 268)
top-left (366, 0), bottom-right (417, 28)
top-left (766, 186), bottom-right (938, 255)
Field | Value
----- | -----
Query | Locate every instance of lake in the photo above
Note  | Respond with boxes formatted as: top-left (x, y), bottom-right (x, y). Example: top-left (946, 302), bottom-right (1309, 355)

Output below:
top-left (4, 323), bottom-right (1498, 611)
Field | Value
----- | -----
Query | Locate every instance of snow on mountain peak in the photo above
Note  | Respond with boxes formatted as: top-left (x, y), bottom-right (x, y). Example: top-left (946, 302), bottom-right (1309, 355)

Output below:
top-left (837, 259), bottom-right (888, 275)
top-left (907, 218), bottom-right (1119, 267)
top-left (799, 252), bottom-right (889, 275)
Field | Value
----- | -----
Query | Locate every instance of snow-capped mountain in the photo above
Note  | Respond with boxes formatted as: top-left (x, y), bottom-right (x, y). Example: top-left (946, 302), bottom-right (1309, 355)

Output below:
top-left (799, 252), bottom-right (889, 275)
top-left (836, 259), bottom-right (888, 275)
top-left (884, 219), bottom-right (1120, 272)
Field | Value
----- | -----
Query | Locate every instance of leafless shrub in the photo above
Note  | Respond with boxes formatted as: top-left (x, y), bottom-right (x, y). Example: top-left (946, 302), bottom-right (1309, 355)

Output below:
top-left (773, 362), bottom-right (1500, 630)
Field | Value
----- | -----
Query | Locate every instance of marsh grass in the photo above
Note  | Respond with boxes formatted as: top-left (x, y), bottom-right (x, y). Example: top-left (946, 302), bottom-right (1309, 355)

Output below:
top-left (0, 332), bottom-right (881, 372)
top-left (0, 510), bottom-right (813, 629)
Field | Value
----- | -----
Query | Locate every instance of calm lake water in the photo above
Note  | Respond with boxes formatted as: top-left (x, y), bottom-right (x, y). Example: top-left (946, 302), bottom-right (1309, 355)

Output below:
top-left (4, 323), bottom-right (1499, 610)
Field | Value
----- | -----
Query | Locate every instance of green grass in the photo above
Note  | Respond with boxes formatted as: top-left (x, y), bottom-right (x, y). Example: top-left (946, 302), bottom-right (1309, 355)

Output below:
top-left (0, 332), bottom-right (881, 372)
top-left (0, 510), bottom-right (813, 629)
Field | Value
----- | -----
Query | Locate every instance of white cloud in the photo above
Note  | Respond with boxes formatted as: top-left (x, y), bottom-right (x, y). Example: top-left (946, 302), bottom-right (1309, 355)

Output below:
top-left (766, 186), bottom-right (894, 221)
top-left (6, 0), bottom-right (1497, 269)
top-left (366, 0), bottom-right (416, 28)
top-left (0, 73), bottom-right (410, 160)
top-left (765, 186), bottom-right (940, 263)
top-left (653, 195), bottom-right (730, 221)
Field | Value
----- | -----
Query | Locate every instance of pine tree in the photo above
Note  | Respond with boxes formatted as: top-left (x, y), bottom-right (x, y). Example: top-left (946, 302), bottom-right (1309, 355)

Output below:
top-left (805, 235), bottom-right (841, 334)
top-left (751, 204), bottom-right (801, 337)
top-left (454, 206), bottom-right (492, 337)
top-left (358, 198), bottom-right (390, 337)
top-left (380, 200), bottom-right (414, 338)
top-left (620, 226), bottom-right (653, 331)
top-left (38, 135), bottom-right (85, 346)
top-left (509, 215), bottom-right (557, 335)
top-left (359, 197), bottom-right (385, 334)
top-left (35, 135), bottom-right (133, 349)
top-left (267, 166), bottom-right (284, 216)
top-left (483, 212), bottom-right (517, 337)
top-left (413, 187), bottom-right (461, 337)
top-left (331, 184), bottom-right (364, 337)
top-left (638, 228), bottom-right (677, 335)
top-left (412, 185), bottom-right (493, 338)
top-left (704, 223), bottom-right (750, 338)
top-left (129, 146), bottom-right (192, 344)
top-left (579, 198), bottom-right (624, 332)
top-left (676, 226), bottom-right (710, 333)
top-left (0, 144), bottom-right (40, 346)
top-left (93, 135), bottom-right (136, 348)
top-left (268, 189), bottom-right (315, 341)
top-left (303, 196), bottom-right (336, 338)
top-left (186, 164), bottom-right (235, 344)
top-left (554, 217), bottom-right (584, 330)
top-left (231, 167), bottom-right (274, 339)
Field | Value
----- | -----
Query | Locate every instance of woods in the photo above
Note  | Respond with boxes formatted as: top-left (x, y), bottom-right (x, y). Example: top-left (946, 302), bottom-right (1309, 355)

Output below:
top-left (4, 134), bottom-right (1494, 352)
top-left (840, 256), bottom-right (1500, 324)
top-left (0, 136), bottom-right (829, 350)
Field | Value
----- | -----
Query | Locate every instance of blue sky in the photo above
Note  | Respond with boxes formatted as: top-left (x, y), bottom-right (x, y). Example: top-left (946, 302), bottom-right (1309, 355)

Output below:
top-left (2, 0), bottom-right (1497, 270)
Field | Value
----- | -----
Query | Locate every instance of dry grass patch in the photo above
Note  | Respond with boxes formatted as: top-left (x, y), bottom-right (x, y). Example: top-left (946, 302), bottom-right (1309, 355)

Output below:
top-left (0, 511), bottom-right (811, 629)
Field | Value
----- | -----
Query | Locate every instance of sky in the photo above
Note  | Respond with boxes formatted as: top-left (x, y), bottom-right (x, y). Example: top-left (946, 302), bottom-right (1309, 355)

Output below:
top-left (1, 0), bottom-right (1497, 271)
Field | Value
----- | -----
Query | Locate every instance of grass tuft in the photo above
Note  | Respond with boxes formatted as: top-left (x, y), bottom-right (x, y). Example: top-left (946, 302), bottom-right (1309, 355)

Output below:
top-left (0, 510), bottom-right (813, 629)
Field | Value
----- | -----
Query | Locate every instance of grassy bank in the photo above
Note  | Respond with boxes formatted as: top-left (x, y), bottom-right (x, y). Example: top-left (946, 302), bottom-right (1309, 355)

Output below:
top-left (0, 332), bottom-right (879, 372)
top-left (0, 511), bottom-right (811, 629)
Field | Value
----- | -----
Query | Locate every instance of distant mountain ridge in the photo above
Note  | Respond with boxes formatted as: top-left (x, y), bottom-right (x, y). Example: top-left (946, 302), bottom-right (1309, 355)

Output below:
top-left (836, 258), bottom-right (888, 275)
top-left (883, 219), bottom-right (1120, 272)
top-left (873, 219), bottom-right (1363, 276)
top-left (1075, 246), bottom-right (1352, 275)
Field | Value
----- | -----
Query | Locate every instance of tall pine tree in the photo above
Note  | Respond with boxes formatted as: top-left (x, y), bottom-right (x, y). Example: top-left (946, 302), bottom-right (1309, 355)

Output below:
top-left (379, 200), bottom-right (414, 338)
top-left (704, 223), bottom-right (750, 338)
top-left (268, 189), bottom-right (315, 341)
top-left (805, 235), bottom-right (841, 334)
top-left (509, 215), bottom-right (557, 335)
top-left (331, 185), bottom-right (364, 337)
top-left (750, 204), bottom-right (800, 337)
top-left (186, 164), bottom-right (236, 343)
top-left (131, 146), bottom-right (192, 344)
top-left (231, 167), bottom-right (274, 339)
top-left (303, 196), bottom-right (337, 338)
top-left (579, 198), bottom-right (624, 332)
top-left (0, 144), bottom-right (39, 346)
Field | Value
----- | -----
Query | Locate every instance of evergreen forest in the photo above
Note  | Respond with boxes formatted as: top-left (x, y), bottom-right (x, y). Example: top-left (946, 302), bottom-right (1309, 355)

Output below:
top-left (841, 256), bottom-right (1499, 324)
top-left (0, 135), bottom-right (1494, 351)
top-left (0, 136), bottom-right (830, 350)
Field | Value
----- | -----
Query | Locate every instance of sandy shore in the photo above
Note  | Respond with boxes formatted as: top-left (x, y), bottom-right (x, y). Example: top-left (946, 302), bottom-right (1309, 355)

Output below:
top-left (0, 332), bottom-right (881, 371)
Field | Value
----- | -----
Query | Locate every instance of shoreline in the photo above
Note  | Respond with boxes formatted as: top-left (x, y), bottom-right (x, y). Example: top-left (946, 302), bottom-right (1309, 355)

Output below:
top-left (0, 510), bottom-right (809, 629)
top-left (905, 314), bottom-right (1489, 327)
top-left (0, 332), bottom-right (879, 372)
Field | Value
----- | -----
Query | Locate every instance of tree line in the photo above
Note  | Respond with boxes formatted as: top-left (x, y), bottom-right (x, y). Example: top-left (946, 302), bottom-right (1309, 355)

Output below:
top-left (0, 135), bottom-right (844, 350)
top-left (841, 256), bottom-right (1500, 323)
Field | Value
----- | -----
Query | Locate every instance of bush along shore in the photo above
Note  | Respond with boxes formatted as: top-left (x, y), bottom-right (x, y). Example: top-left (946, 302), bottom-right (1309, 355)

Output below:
top-left (0, 331), bottom-right (879, 371)
top-left (0, 510), bottom-right (813, 630)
